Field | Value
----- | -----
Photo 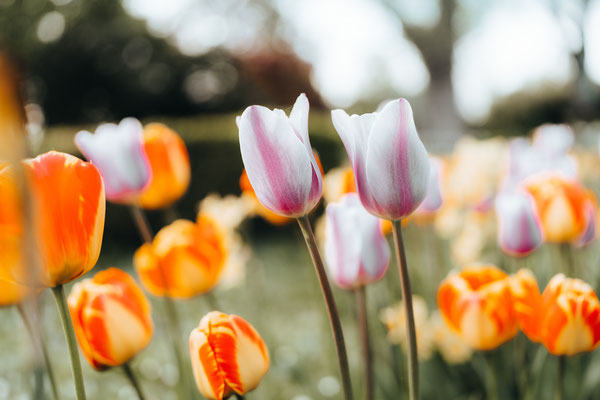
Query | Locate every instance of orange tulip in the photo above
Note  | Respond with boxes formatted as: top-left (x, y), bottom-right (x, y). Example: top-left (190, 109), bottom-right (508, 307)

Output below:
top-left (511, 269), bottom-right (600, 355)
top-left (135, 123), bottom-right (190, 209)
top-left (189, 311), bottom-right (269, 400)
top-left (438, 265), bottom-right (518, 350)
top-left (133, 214), bottom-right (226, 298)
top-left (524, 174), bottom-right (596, 245)
top-left (68, 268), bottom-right (153, 370)
top-left (0, 152), bottom-right (105, 287)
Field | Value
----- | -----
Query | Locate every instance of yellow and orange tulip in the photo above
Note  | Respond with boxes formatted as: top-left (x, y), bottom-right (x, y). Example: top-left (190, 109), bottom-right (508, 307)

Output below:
top-left (511, 269), bottom-right (600, 355)
top-left (524, 174), bottom-right (596, 244)
top-left (0, 151), bottom-right (105, 287)
top-left (133, 214), bottom-right (226, 298)
top-left (68, 268), bottom-right (153, 370)
top-left (438, 265), bottom-right (518, 350)
top-left (0, 278), bottom-right (31, 307)
top-left (135, 123), bottom-right (190, 209)
top-left (189, 311), bottom-right (269, 400)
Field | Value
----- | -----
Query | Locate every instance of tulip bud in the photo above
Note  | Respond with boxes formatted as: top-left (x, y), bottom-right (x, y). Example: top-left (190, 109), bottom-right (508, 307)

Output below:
top-left (68, 268), bottom-right (153, 370)
top-left (75, 118), bottom-right (151, 203)
top-left (524, 174), bottom-right (596, 245)
top-left (0, 152), bottom-right (105, 287)
top-left (495, 189), bottom-right (543, 256)
top-left (238, 93), bottom-right (323, 218)
top-left (324, 193), bottom-right (390, 289)
top-left (239, 169), bottom-right (293, 226)
top-left (189, 311), bottom-right (269, 400)
top-left (331, 98), bottom-right (430, 220)
top-left (133, 215), bottom-right (226, 299)
top-left (135, 123), bottom-right (191, 209)
top-left (437, 265), bottom-right (518, 350)
top-left (511, 270), bottom-right (600, 355)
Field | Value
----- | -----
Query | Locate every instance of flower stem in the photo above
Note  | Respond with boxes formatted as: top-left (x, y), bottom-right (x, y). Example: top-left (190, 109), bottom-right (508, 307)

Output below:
top-left (482, 352), bottom-right (498, 400)
top-left (17, 304), bottom-right (60, 400)
top-left (129, 205), bottom-right (193, 400)
top-left (123, 363), bottom-right (146, 400)
top-left (130, 206), bottom-right (153, 244)
top-left (556, 356), bottom-right (565, 400)
top-left (390, 220), bottom-right (419, 400)
top-left (51, 285), bottom-right (86, 400)
top-left (355, 286), bottom-right (374, 400)
top-left (297, 215), bottom-right (354, 400)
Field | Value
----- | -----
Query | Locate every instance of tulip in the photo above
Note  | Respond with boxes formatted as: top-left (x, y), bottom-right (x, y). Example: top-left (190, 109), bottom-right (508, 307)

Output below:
top-left (189, 311), bottom-right (269, 400)
top-left (68, 268), bottom-right (153, 370)
top-left (0, 151), bottom-right (105, 287)
top-left (524, 174), bottom-right (596, 245)
top-left (238, 93), bottom-right (323, 218)
top-left (495, 189), bottom-right (543, 256)
top-left (135, 123), bottom-right (191, 209)
top-left (511, 269), bottom-right (600, 355)
top-left (133, 214), bottom-right (226, 299)
top-left (331, 98), bottom-right (430, 220)
top-left (437, 265), bottom-right (519, 350)
top-left (75, 118), bottom-right (151, 203)
top-left (324, 193), bottom-right (390, 289)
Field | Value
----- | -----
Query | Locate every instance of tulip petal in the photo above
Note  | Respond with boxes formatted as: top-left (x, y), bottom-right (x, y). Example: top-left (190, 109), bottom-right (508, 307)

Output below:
top-left (190, 328), bottom-right (226, 400)
top-left (331, 109), bottom-right (381, 214)
top-left (325, 200), bottom-right (362, 288)
top-left (289, 93), bottom-right (323, 205)
top-left (365, 98), bottom-right (430, 220)
top-left (239, 105), bottom-right (313, 217)
top-left (495, 190), bottom-right (543, 256)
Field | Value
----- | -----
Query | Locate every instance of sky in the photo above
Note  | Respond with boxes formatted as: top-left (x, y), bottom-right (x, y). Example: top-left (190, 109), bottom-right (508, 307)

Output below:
top-left (121, 0), bottom-right (600, 123)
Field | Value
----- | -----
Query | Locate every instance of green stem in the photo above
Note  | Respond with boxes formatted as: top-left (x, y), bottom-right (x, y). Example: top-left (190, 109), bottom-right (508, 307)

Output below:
top-left (123, 363), bottom-right (146, 400)
top-left (355, 286), bottom-right (374, 400)
top-left (557, 356), bottom-right (565, 400)
top-left (233, 394), bottom-right (245, 400)
top-left (297, 215), bottom-right (354, 400)
top-left (391, 220), bottom-right (419, 400)
top-left (482, 352), bottom-right (499, 400)
top-left (17, 304), bottom-right (60, 400)
top-left (51, 285), bottom-right (86, 400)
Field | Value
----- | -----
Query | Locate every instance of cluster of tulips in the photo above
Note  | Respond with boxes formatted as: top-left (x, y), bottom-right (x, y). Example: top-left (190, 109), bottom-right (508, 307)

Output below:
top-left (3, 48), bottom-right (600, 399)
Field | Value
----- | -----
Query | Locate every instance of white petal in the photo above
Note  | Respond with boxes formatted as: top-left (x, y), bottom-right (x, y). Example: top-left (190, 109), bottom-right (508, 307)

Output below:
top-left (365, 98), bottom-right (430, 219)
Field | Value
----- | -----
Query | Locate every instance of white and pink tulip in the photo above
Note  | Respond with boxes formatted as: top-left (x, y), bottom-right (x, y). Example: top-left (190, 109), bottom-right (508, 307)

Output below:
top-left (237, 93), bottom-right (322, 218)
top-left (75, 117), bottom-right (151, 203)
top-left (331, 98), bottom-right (431, 221)
top-left (324, 193), bottom-right (390, 289)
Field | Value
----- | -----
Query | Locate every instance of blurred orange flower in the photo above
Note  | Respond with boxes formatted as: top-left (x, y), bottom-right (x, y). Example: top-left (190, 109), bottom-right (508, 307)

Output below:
top-left (189, 311), bottom-right (269, 400)
top-left (524, 174), bottom-right (596, 245)
top-left (511, 269), bottom-right (600, 355)
top-left (438, 265), bottom-right (518, 350)
top-left (0, 152), bottom-right (105, 287)
top-left (135, 123), bottom-right (190, 209)
top-left (68, 268), bottom-right (153, 370)
top-left (0, 278), bottom-right (31, 307)
top-left (133, 214), bottom-right (226, 299)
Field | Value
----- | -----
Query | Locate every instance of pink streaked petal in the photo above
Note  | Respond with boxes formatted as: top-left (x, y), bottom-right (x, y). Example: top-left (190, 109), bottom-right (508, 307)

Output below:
top-left (417, 156), bottom-right (443, 212)
top-left (331, 109), bottom-right (381, 215)
top-left (239, 105), bottom-right (312, 217)
top-left (289, 94), bottom-right (322, 209)
top-left (353, 196), bottom-right (390, 283)
top-left (365, 98), bottom-right (430, 220)
top-left (325, 198), bottom-right (362, 289)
